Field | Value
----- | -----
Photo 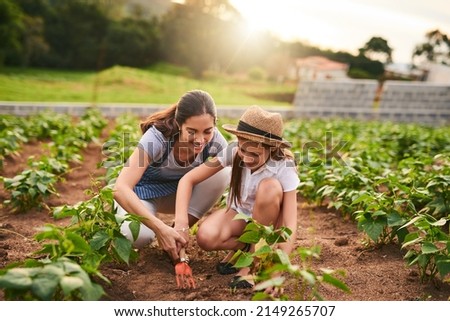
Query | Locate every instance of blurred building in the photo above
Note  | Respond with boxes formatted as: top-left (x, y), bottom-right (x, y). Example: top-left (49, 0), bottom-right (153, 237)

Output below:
top-left (384, 63), bottom-right (424, 81)
top-left (384, 62), bottom-right (450, 84)
top-left (289, 56), bottom-right (349, 81)
top-left (422, 63), bottom-right (450, 84)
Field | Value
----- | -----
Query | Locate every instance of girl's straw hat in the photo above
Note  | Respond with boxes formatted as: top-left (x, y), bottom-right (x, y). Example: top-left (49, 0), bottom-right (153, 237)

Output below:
top-left (222, 105), bottom-right (291, 148)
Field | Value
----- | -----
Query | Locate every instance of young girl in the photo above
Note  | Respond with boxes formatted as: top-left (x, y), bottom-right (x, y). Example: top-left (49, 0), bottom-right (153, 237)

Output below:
top-left (175, 105), bottom-right (299, 288)
top-left (114, 90), bottom-right (230, 262)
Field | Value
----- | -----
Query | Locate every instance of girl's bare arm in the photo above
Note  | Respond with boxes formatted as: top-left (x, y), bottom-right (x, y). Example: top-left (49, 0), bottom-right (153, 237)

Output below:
top-left (175, 157), bottom-right (225, 231)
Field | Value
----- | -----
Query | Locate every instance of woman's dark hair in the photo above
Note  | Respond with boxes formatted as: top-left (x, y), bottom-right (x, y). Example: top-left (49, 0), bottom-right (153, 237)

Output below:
top-left (140, 90), bottom-right (217, 136)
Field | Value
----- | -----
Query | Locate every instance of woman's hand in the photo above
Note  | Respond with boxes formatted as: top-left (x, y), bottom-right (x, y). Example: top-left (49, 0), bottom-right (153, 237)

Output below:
top-left (174, 226), bottom-right (190, 242)
top-left (156, 225), bottom-right (187, 262)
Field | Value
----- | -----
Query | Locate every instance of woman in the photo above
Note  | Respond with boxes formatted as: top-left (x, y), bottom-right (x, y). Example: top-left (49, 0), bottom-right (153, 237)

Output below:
top-left (175, 105), bottom-right (299, 288)
top-left (114, 90), bottom-right (230, 262)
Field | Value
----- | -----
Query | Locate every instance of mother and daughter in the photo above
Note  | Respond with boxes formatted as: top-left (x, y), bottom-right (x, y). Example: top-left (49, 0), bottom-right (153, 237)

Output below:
top-left (113, 89), bottom-right (299, 289)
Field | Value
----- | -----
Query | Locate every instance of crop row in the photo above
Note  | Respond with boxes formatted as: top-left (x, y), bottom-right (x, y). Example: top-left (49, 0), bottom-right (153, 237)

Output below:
top-left (0, 112), bottom-right (141, 300)
top-left (1, 109), bottom-right (107, 212)
top-left (0, 112), bottom-right (448, 300)
top-left (283, 118), bottom-right (450, 282)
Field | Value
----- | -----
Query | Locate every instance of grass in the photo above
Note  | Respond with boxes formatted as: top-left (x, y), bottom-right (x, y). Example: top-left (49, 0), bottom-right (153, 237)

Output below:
top-left (0, 64), bottom-right (297, 106)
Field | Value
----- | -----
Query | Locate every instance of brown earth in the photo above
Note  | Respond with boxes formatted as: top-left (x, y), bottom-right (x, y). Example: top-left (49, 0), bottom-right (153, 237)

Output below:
top-left (0, 122), bottom-right (449, 301)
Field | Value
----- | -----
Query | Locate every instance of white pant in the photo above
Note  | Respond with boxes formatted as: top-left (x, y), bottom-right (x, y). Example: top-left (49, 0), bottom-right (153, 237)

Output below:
top-left (115, 167), bottom-right (231, 248)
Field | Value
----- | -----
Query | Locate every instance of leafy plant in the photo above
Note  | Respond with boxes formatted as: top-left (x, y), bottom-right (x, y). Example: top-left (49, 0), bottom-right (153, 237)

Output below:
top-left (401, 214), bottom-right (450, 283)
top-left (0, 257), bottom-right (104, 301)
top-left (0, 126), bottom-right (28, 169)
top-left (1, 169), bottom-right (57, 212)
top-left (230, 214), bottom-right (349, 300)
top-left (52, 184), bottom-right (138, 265)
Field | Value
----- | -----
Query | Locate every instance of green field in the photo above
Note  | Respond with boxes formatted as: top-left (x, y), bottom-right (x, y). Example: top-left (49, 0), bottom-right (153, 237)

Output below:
top-left (0, 64), bottom-right (296, 106)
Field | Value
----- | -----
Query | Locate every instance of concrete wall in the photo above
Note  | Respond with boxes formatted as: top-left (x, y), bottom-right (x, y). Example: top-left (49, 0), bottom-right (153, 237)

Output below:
top-left (2, 80), bottom-right (449, 125)
top-left (0, 101), bottom-right (294, 120)
top-left (293, 80), bottom-right (450, 125)
top-left (378, 81), bottom-right (450, 123)
top-left (293, 80), bottom-right (379, 119)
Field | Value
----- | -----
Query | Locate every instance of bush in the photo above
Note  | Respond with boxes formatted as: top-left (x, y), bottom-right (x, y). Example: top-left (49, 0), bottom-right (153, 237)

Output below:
top-left (248, 66), bottom-right (266, 81)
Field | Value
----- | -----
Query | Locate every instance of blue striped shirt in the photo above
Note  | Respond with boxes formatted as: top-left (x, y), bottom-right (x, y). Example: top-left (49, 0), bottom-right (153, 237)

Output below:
top-left (134, 127), bottom-right (228, 199)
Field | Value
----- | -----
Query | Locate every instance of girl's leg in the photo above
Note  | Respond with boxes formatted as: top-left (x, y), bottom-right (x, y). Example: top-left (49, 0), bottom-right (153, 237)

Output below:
top-left (252, 178), bottom-right (283, 226)
top-left (196, 208), bottom-right (247, 251)
top-left (232, 178), bottom-right (283, 286)
top-left (197, 177), bottom-right (283, 253)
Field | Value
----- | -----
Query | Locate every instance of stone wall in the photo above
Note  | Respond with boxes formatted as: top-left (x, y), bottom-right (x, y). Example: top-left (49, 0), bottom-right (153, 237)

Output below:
top-left (0, 101), bottom-right (293, 120)
top-left (378, 81), bottom-right (450, 123)
top-left (293, 80), bottom-right (450, 125)
top-left (2, 80), bottom-right (450, 125)
top-left (293, 80), bottom-right (379, 120)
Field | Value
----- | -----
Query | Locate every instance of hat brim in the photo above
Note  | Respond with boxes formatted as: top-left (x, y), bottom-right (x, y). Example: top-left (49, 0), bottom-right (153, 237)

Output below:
top-left (222, 124), bottom-right (291, 148)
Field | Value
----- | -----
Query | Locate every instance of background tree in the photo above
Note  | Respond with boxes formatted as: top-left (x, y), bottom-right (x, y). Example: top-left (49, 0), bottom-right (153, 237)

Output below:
top-left (0, 0), bottom-right (23, 66)
top-left (21, 15), bottom-right (49, 67)
top-left (359, 36), bottom-right (393, 64)
top-left (1, 0), bottom-right (399, 80)
top-left (44, 1), bottom-right (109, 69)
top-left (160, 0), bottom-right (241, 77)
top-left (12, 0), bottom-right (52, 66)
top-left (103, 18), bottom-right (161, 68)
top-left (412, 29), bottom-right (450, 65)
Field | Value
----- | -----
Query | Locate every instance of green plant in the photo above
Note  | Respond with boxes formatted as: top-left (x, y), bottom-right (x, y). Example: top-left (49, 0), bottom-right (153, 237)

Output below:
top-left (253, 246), bottom-right (349, 301)
top-left (248, 66), bottom-right (266, 81)
top-left (0, 257), bottom-right (104, 300)
top-left (0, 125), bottom-right (28, 169)
top-left (230, 214), bottom-right (349, 300)
top-left (1, 168), bottom-right (57, 212)
top-left (424, 171), bottom-right (450, 219)
top-left (401, 214), bottom-right (450, 283)
top-left (52, 184), bottom-right (138, 265)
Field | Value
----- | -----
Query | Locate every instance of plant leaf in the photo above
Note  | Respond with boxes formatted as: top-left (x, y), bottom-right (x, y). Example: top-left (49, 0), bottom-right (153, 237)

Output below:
top-left (436, 259), bottom-right (450, 278)
top-left (321, 271), bottom-right (350, 292)
top-left (113, 237), bottom-right (132, 264)
top-left (60, 276), bottom-right (84, 295)
top-left (238, 230), bottom-right (261, 244)
top-left (90, 231), bottom-right (110, 251)
top-left (421, 242), bottom-right (439, 254)
top-left (234, 252), bottom-right (253, 268)
top-left (0, 268), bottom-right (34, 290)
top-left (31, 275), bottom-right (59, 300)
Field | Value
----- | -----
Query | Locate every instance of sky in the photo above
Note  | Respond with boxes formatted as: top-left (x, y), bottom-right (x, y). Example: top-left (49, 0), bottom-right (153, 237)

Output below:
top-left (229, 0), bottom-right (450, 63)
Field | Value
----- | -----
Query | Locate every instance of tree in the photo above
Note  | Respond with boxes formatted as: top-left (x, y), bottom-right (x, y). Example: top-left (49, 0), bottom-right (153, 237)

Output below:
top-left (21, 15), bottom-right (49, 67)
top-left (359, 36), bottom-right (393, 64)
top-left (412, 29), bottom-right (450, 65)
top-left (160, 1), bottom-right (240, 77)
top-left (103, 18), bottom-right (161, 68)
top-left (0, 0), bottom-right (23, 66)
top-left (43, 1), bottom-right (110, 69)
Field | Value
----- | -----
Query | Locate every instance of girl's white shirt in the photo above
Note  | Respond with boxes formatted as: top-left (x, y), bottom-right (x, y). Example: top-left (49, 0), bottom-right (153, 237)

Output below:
top-left (217, 143), bottom-right (300, 217)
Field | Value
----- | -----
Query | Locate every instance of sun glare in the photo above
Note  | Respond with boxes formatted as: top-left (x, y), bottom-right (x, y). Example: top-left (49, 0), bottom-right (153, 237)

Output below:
top-left (230, 0), bottom-right (340, 47)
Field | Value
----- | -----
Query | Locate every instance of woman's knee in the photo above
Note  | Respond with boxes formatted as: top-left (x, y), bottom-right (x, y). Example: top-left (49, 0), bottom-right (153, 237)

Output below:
top-left (189, 167), bottom-right (231, 217)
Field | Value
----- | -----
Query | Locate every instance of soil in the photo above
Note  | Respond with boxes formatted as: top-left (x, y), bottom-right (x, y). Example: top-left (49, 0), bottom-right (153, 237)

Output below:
top-left (1, 122), bottom-right (449, 301)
